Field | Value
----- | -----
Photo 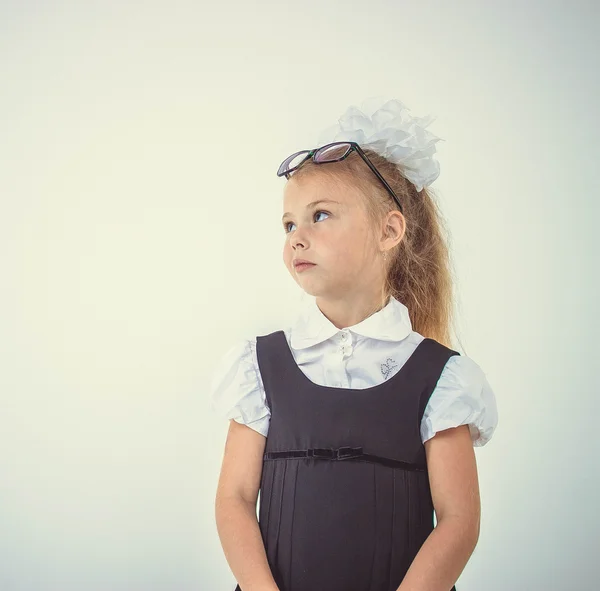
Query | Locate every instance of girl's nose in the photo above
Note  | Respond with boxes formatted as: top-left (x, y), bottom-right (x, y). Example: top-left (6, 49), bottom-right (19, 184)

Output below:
top-left (290, 227), bottom-right (308, 249)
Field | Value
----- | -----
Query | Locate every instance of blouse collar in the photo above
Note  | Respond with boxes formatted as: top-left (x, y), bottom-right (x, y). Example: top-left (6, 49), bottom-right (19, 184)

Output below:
top-left (290, 295), bottom-right (413, 350)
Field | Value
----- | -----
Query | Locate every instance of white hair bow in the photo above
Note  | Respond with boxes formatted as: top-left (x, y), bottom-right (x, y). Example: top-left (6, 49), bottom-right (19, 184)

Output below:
top-left (316, 96), bottom-right (444, 192)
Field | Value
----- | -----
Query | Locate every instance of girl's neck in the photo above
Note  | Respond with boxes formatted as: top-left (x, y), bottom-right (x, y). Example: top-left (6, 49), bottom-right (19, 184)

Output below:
top-left (315, 293), bottom-right (390, 330)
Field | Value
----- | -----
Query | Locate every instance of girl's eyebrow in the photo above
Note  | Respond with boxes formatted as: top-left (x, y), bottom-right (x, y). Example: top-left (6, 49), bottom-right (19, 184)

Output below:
top-left (282, 199), bottom-right (341, 221)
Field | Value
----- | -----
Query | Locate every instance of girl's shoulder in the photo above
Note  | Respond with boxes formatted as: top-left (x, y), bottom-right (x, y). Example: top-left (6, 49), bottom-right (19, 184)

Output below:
top-left (410, 331), bottom-right (492, 384)
top-left (422, 339), bottom-right (498, 447)
top-left (209, 325), bottom-right (294, 392)
top-left (208, 333), bottom-right (282, 437)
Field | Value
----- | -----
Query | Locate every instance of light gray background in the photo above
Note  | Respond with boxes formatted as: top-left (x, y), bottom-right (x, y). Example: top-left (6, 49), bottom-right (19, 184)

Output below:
top-left (1, 1), bottom-right (598, 590)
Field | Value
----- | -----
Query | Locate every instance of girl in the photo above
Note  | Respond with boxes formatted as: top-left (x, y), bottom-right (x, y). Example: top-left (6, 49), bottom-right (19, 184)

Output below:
top-left (211, 97), bottom-right (498, 591)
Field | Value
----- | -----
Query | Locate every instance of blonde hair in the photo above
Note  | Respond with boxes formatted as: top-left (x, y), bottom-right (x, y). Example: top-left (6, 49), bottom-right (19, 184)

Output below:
top-left (288, 148), bottom-right (464, 352)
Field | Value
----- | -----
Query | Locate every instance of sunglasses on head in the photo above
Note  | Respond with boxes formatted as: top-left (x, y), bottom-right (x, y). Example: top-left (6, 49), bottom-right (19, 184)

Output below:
top-left (276, 141), bottom-right (403, 213)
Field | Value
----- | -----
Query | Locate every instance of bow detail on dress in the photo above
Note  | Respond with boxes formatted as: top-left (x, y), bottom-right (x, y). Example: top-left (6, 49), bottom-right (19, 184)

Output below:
top-left (307, 446), bottom-right (364, 460)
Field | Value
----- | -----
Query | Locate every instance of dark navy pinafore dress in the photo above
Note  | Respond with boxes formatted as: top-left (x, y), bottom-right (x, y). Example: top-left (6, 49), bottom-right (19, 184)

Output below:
top-left (233, 330), bottom-right (460, 591)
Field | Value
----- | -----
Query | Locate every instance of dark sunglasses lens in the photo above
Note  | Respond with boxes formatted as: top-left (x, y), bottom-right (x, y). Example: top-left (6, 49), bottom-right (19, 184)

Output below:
top-left (277, 151), bottom-right (311, 176)
top-left (314, 143), bottom-right (352, 162)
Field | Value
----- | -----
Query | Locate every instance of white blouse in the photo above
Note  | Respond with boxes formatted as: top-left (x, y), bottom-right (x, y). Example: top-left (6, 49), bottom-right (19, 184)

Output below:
top-left (209, 296), bottom-right (498, 447)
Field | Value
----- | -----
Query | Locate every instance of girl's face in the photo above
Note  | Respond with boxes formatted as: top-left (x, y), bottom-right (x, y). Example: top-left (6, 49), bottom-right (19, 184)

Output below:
top-left (282, 173), bottom-right (383, 300)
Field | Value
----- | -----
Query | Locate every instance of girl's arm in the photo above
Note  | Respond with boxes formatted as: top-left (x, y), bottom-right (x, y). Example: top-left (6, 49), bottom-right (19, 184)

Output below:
top-left (397, 424), bottom-right (481, 591)
top-left (215, 420), bottom-right (280, 591)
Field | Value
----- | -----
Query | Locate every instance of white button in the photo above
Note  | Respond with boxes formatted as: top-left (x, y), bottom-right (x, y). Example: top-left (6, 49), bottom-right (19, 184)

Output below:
top-left (341, 333), bottom-right (347, 340)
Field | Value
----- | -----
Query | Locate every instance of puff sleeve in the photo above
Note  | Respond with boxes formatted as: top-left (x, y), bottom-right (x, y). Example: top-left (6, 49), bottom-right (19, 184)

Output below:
top-left (421, 354), bottom-right (498, 447)
top-left (209, 338), bottom-right (271, 437)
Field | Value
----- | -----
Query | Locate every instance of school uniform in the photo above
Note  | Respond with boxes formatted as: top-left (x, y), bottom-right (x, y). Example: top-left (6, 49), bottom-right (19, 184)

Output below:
top-left (210, 295), bottom-right (498, 591)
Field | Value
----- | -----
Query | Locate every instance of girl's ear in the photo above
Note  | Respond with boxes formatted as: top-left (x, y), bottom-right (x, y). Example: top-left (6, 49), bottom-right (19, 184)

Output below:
top-left (386, 211), bottom-right (406, 244)
top-left (378, 210), bottom-right (405, 249)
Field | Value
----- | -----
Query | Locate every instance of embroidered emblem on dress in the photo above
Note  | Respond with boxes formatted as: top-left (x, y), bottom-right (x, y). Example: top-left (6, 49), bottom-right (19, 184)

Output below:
top-left (380, 358), bottom-right (398, 379)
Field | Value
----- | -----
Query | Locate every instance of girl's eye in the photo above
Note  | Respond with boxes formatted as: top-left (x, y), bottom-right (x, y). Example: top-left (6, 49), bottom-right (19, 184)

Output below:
top-left (284, 210), bottom-right (330, 233)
